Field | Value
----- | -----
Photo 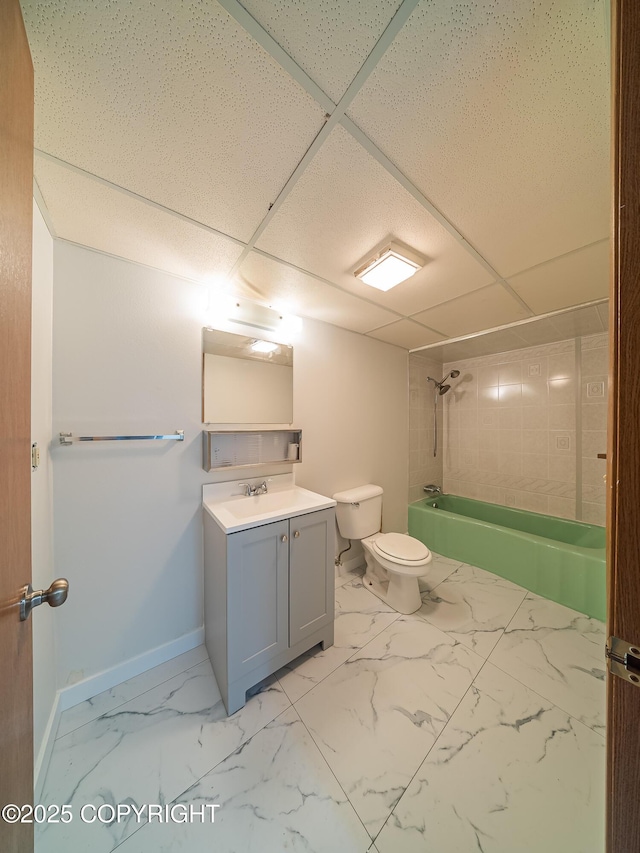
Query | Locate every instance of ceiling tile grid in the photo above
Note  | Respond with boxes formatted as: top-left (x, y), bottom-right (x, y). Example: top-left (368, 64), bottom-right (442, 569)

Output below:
top-left (506, 240), bottom-right (609, 315)
top-left (35, 156), bottom-right (244, 282)
top-left (412, 283), bottom-right (530, 338)
top-left (347, 0), bottom-right (610, 277)
top-left (23, 0), bottom-right (611, 350)
top-left (236, 251), bottom-right (399, 333)
top-left (253, 123), bottom-right (494, 318)
top-left (238, 0), bottom-right (405, 103)
top-left (22, 0), bottom-right (326, 242)
top-left (366, 318), bottom-right (445, 349)
top-left (414, 301), bottom-right (607, 360)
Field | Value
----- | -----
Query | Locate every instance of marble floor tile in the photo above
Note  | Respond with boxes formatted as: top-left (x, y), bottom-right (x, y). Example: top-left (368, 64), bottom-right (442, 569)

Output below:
top-left (417, 564), bottom-right (528, 658)
top-left (37, 661), bottom-right (290, 853)
top-left (276, 579), bottom-right (399, 704)
top-left (489, 594), bottom-right (606, 735)
top-left (417, 552), bottom-right (464, 594)
top-left (295, 616), bottom-right (484, 838)
top-left (335, 565), bottom-right (365, 589)
top-left (376, 663), bottom-right (605, 853)
top-left (57, 645), bottom-right (210, 738)
top-left (114, 707), bottom-right (372, 853)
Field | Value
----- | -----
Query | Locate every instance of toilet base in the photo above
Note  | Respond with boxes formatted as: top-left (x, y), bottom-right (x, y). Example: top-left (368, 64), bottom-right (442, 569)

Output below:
top-left (363, 569), bottom-right (422, 615)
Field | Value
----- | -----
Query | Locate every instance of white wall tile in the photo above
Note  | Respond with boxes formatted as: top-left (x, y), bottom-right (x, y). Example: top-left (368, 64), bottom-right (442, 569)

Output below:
top-left (548, 378), bottom-right (575, 405)
top-left (583, 502), bottom-right (606, 526)
top-left (499, 409), bottom-right (522, 430)
top-left (522, 380), bottom-right (548, 407)
top-left (443, 332), bottom-right (609, 524)
top-left (549, 405), bottom-right (575, 431)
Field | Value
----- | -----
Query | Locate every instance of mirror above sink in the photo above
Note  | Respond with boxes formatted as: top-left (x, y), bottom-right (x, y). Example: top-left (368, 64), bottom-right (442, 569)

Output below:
top-left (202, 328), bottom-right (293, 424)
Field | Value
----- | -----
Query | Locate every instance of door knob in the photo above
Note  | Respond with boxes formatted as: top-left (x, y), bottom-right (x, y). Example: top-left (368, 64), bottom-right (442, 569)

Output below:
top-left (20, 578), bottom-right (69, 622)
top-left (281, 534), bottom-right (288, 543)
top-left (293, 530), bottom-right (300, 538)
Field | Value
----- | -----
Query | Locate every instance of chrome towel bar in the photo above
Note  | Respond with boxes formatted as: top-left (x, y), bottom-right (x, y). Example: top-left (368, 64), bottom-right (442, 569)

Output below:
top-left (59, 430), bottom-right (184, 445)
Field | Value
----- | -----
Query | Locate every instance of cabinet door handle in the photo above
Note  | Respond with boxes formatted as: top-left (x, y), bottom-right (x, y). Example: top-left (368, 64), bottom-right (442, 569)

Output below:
top-left (281, 534), bottom-right (288, 543)
top-left (293, 530), bottom-right (300, 538)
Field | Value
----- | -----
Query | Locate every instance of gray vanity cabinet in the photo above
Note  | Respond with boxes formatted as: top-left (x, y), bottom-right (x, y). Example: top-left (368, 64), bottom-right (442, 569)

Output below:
top-left (289, 509), bottom-right (334, 645)
top-left (227, 519), bottom-right (290, 677)
top-left (204, 507), bottom-right (335, 715)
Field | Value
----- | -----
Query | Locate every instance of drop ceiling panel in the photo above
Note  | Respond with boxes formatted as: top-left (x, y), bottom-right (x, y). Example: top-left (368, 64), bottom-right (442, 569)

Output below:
top-left (236, 252), bottom-right (398, 333)
top-left (507, 241), bottom-right (609, 314)
top-left (238, 0), bottom-right (403, 103)
top-left (348, 0), bottom-right (610, 277)
top-left (367, 319), bottom-right (445, 350)
top-left (416, 302), bottom-right (609, 361)
top-left (446, 329), bottom-right (532, 360)
top-left (412, 284), bottom-right (530, 338)
top-left (22, 0), bottom-right (325, 242)
top-left (546, 303), bottom-right (606, 339)
top-left (255, 124), bottom-right (493, 316)
top-left (35, 158), bottom-right (243, 281)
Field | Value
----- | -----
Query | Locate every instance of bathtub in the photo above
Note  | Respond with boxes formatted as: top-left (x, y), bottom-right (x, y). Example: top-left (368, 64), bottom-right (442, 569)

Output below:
top-left (408, 495), bottom-right (606, 621)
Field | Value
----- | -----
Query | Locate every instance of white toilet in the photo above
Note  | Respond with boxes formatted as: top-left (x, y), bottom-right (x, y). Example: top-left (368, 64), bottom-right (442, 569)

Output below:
top-left (332, 484), bottom-right (432, 615)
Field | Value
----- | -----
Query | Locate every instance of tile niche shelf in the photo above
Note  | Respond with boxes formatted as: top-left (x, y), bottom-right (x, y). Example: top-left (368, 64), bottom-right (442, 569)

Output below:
top-left (203, 429), bottom-right (302, 472)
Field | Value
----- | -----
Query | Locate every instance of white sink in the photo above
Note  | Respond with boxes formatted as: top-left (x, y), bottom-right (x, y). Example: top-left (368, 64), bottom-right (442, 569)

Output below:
top-left (203, 483), bottom-right (336, 533)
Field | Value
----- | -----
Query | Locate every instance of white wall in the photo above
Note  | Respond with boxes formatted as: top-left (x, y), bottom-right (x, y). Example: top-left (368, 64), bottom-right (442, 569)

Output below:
top-left (31, 201), bottom-right (57, 775)
top-left (293, 319), bottom-right (408, 537)
top-left (52, 242), bottom-right (408, 686)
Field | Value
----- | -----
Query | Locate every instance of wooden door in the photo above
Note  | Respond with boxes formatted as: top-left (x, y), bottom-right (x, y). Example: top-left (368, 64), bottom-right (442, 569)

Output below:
top-left (0, 2), bottom-right (35, 852)
top-left (289, 509), bottom-right (334, 646)
top-left (607, 1), bottom-right (640, 850)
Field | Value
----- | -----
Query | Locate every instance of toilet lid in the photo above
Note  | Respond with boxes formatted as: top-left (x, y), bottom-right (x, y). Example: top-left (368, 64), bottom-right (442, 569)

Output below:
top-left (374, 533), bottom-right (430, 563)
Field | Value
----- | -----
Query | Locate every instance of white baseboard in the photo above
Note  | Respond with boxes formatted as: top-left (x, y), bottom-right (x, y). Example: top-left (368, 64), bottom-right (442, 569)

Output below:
top-left (34, 691), bottom-right (61, 803)
top-left (58, 627), bottom-right (205, 712)
top-left (34, 628), bottom-right (205, 800)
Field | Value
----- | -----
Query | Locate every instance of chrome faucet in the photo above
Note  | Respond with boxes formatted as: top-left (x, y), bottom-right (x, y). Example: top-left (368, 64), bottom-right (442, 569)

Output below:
top-left (423, 484), bottom-right (442, 497)
top-left (238, 481), bottom-right (269, 497)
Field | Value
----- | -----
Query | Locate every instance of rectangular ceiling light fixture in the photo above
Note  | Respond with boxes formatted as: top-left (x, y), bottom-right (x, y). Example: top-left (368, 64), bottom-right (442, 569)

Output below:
top-left (354, 242), bottom-right (425, 291)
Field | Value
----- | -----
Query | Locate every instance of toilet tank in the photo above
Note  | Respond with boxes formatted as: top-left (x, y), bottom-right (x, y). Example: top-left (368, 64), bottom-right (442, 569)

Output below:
top-left (332, 484), bottom-right (383, 539)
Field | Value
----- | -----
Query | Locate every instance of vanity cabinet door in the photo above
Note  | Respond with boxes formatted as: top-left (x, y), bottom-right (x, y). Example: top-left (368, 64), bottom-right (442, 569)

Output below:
top-left (227, 519), bottom-right (289, 676)
top-left (289, 508), bottom-right (334, 646)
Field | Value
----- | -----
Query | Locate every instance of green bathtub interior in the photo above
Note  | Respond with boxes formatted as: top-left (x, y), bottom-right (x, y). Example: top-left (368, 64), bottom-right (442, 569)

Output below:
top-left (408, 495), bottom-right (606, 621)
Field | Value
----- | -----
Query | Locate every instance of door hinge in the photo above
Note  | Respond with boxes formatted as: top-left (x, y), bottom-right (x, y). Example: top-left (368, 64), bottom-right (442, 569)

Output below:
top-left (606, 636), bottom-right (640, 686)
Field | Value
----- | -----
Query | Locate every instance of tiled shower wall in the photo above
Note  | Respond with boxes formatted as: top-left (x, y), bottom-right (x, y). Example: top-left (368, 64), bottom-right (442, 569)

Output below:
top-left (441, 332), bottom-right (607, 525)
top-left (408, 352), bottom-right (444, 504)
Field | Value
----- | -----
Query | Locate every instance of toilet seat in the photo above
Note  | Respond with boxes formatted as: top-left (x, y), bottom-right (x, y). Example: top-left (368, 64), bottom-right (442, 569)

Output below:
top-left (369, 533), bottom-right (431, 579)
top-left (374, 532), bottom-right (430, 564)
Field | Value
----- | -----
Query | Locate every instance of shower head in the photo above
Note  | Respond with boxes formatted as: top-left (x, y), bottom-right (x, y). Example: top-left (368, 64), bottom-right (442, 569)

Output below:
top-left (441, 369), bottom-right (460, 383)
top-left (426, 369), bottom-right (460, 393)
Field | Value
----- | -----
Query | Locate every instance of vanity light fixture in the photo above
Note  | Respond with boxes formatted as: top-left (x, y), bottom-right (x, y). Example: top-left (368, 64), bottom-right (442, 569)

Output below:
top-left (354, 242), bottom-right (425, 291)
top-left (228, 300), bottom-right (283, 331)
top-left (250, 339), bottom-right (279, 354)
